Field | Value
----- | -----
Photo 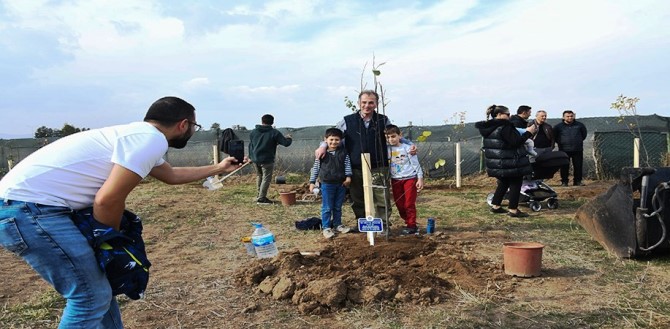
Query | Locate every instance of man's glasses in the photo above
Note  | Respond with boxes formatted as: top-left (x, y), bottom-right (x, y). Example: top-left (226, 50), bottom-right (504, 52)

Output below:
top-left (188, 121), bottom-right (203, 131)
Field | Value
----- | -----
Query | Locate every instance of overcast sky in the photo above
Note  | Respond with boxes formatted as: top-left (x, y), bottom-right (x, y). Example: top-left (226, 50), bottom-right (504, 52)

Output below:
top-left (1, 0), bottom-right (668, 138)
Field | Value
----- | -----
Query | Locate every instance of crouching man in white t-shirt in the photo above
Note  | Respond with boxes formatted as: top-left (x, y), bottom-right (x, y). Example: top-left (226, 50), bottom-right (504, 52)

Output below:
top-left (0, 96), bottom-right (243, 328)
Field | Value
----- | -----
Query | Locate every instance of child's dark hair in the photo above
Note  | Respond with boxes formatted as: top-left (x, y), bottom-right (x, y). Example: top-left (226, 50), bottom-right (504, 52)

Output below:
top-left (384, 124), bottom-right (401, 135)
top-left (325, 127), bottom-right (343, 138)
top-left (485, 104), bottom-right (510, 120)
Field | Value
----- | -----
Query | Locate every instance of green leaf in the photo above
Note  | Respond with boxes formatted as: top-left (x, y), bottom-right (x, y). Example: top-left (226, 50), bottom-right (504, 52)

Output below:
top-left (417, 136), bottom-right (426, 142)
top-left (422, 131), bottom-right (432, 137)
top-left (438, 159), bottom-right (446, 166)
top-left (372, 69), bottom-right (381, 76)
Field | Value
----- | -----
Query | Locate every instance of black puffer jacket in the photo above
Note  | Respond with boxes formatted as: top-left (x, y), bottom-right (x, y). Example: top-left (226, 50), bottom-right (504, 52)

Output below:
top-left (475, 119), bottom-right (533, 178)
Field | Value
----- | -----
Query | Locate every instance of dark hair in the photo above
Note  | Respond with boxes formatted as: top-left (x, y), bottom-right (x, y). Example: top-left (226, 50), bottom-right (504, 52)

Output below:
top-left (324, 127), bottom-right (343, 138)
top-left (261, 114), bottom-right (274, 125)
top-left (517, 105), bottom-right (532, 114)
top-left (384, 124), bottom-right (401, 135)
top-left (143, 96), bottom-right (195, 126)
top-left (358, 90), bottom-right (379, 102)
top-left (562, 110), bottom-right (575, 116)
top-left (486, 104), bottom-right (510, 120)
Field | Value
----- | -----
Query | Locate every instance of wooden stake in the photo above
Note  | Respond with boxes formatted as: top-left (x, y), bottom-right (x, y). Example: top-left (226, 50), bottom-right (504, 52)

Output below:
top-left (361, 153), bottom-right (375, 245)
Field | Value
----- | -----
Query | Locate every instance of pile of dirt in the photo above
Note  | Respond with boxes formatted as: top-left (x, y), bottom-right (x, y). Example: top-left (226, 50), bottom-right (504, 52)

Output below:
top-left (234, 232), bottom-right (511, 314)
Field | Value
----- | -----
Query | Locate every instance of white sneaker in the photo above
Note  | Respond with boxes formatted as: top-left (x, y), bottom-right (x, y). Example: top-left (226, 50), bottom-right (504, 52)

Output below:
top-left (336, 225), bottom-right (351, 234)
top-left (322, 228), bottom-right (335, 239)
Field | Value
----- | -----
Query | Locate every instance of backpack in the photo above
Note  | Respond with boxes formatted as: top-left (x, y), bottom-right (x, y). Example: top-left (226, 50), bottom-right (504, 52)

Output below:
top-left (219, 128), bottom-right (239, 154)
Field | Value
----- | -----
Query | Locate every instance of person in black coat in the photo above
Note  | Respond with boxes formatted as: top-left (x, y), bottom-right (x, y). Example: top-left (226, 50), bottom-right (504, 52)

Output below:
top-left (553, 110), bottom-right (588, 186)
top-left (476, 105), bottom-right (537, 217)
top-left (509, 105), bottom-right (532, 128)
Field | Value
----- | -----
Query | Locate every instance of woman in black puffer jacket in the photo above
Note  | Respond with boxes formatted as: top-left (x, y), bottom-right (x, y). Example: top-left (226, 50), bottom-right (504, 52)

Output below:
top-left (475, 105), bottom-right (537, 217)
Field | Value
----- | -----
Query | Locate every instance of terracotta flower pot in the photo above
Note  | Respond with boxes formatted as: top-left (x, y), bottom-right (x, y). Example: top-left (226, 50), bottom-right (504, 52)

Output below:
top-left (279, 191), bottom-right (296, 206)
top-left (502, 242), bottom-right (544, 277)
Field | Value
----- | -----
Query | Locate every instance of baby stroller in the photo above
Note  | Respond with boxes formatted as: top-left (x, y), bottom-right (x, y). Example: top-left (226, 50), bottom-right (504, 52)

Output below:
top-left (487, 151), bottom-right (569, 212)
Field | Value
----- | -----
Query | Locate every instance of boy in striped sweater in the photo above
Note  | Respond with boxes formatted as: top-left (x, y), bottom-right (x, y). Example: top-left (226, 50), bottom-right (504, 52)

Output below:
top-left (309, 128), bottom-right (353, 239)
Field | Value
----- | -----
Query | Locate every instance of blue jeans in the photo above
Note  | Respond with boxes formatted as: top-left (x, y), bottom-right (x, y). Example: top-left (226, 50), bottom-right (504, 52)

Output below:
top-left (320, 183), bottom-right (346, 229)
top-left (0, 200), bottom-right (122, 328)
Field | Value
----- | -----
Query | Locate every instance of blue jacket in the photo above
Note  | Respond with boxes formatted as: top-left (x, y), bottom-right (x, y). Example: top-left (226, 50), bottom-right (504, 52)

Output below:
top-left (71, 208), bottom-right (150, 300)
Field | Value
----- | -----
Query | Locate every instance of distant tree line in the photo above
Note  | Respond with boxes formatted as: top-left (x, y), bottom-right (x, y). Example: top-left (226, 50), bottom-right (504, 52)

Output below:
top-left (34, 123), bottom-right (90, 138)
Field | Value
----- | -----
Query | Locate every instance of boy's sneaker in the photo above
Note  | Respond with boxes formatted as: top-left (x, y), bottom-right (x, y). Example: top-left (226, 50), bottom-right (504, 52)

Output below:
top-left (401, 227), bottom-right (418, 235)
top-left (256, 197), bottom-right (273, 205)
top-left (335, 225), bottom-right (351, 234)
top-left (322, 228), bottom-right (335, 239)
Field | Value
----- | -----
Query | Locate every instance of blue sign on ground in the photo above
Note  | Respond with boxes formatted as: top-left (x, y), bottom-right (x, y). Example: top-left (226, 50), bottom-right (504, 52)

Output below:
top-left (358, 217), bottom-right (383, 232)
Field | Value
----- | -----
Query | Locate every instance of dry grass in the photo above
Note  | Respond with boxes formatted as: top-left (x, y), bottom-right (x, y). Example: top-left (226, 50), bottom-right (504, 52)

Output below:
top-left (3, 174), bottom-right (670, 328)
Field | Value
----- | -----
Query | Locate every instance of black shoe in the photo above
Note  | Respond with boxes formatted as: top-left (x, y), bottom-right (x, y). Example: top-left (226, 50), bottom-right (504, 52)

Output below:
top-left (560, 182), bottom-right (569, 187)
top-left (508, 210), bottom-right (529, 218)
top-left (256, 197), bottom-right (274, 205)
top-left (490, 207), bottom-right (507, 214)
top-left (574, 182), bottom-right (585, 186)
top-left (401, 227), bottom-right (418, 235)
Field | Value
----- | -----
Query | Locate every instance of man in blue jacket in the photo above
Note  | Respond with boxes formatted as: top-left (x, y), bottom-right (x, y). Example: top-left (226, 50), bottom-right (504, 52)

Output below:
top-left (553, 110), bottom-right (588, 186)
top-left (249, 114), bottom-right (293, 204)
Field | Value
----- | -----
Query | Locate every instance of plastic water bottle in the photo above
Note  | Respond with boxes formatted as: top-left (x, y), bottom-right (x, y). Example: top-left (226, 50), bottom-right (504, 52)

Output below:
top-left (251, 223), bottom-right (278, 259)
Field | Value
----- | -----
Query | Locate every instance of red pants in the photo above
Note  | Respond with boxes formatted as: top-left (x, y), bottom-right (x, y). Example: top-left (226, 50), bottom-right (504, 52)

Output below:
top-left (391, 177), bottom-right (418, 228)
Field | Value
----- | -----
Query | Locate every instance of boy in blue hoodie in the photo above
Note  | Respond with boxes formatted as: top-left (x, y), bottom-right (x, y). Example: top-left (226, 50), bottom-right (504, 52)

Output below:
top-left (249, 114), bottom-right (292, 204)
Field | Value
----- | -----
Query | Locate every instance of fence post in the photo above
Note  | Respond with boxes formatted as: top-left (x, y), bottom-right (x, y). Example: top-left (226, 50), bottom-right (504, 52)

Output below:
top-left (455, 142), bottom-right (461, 188)
top-left (212, 144), bottom-right (220, 179)
top-left (633, 137), bottom-right (640, 168)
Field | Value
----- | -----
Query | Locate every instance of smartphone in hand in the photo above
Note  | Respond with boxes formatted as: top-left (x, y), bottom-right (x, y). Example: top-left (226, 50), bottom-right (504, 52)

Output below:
top-left (228, 140), bottom-right (245, 164)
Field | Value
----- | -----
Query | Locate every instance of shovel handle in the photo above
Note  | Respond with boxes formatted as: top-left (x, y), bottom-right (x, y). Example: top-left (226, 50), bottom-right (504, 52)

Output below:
top-left (216, 161), bottom-right (251, 183)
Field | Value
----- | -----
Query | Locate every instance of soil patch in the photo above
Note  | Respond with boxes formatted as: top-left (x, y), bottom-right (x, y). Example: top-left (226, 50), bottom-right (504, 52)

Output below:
top-left (235, 231), bottom-right (511, 315)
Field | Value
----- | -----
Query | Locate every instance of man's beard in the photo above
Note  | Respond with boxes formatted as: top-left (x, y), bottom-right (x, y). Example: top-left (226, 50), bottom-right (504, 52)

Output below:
top-left (168, 131), bottom-right (191, 149)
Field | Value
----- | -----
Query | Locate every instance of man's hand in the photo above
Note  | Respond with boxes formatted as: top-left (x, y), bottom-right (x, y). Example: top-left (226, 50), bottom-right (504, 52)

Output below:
top-left (409, 144), bottom-right (418, 156)
top-left (309, 183), bottom-right (315, 191)
top-left (343, 177), bottom-right (351, 188)
top-left (286, 134), bottom-right (292, 139)
top-left (526, 125), bottom-right (538, 135)
top-left (314, 145), bottom-right (327, 159)
top-left (416, 178), bottom-right (424, 191)
top-left (218, 156), bottom-right (246, 174)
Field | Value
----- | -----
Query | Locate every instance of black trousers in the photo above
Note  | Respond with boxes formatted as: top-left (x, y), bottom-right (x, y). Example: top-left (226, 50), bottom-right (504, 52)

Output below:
top-left (560, 151), bottom-right (584, 184)
top-left (491, 176), bottom-right (524, 210)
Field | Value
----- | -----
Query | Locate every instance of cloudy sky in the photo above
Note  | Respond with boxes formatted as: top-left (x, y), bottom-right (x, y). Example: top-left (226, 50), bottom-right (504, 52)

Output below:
top-left (1, 0), bottom-right (668, 138)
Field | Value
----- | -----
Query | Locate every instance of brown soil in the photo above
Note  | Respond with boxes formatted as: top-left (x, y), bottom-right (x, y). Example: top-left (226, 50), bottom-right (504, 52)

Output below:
top-left (234, 230), bottom-right (510, 315)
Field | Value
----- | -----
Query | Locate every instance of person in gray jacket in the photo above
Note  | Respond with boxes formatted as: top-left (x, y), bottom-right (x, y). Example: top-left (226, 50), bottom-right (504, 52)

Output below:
top-left (249, 114), bottom-right (292, 204)
top-left (553, 110), bottom-right (588, 186)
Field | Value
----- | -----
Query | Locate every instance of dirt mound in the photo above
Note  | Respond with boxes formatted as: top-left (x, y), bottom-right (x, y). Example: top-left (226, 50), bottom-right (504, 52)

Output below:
top-left (235, 232), bottom-right (510, 314)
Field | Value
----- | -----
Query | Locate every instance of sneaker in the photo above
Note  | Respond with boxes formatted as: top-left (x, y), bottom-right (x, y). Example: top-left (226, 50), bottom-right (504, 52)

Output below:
top-left (322, 228), bottom-right (335, 239)
top-left (401, 227), bottom-right (418, 235)
top-left (490, 207), bottom-right (507, 214)
top-left (335, 225), bottom-right (351, 234)
top-left (256, 197), bottom-right (273, 205)
top-left (508, 210), bottom-right (529, 218)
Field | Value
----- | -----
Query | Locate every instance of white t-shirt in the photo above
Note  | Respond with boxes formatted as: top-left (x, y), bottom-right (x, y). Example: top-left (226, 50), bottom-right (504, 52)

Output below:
top-left (0, 122), bottom-right (167, 209)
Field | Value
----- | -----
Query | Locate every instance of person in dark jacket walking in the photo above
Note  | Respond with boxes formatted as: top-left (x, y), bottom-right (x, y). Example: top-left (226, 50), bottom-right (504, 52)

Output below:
top-left (476, 104), bottom-right (537, 217)
top-left (553, 110), bottom-right (587, 186)
top-left (529, 110), bottom-right (555, 157)
top-left (249, 114), bottom-right (293, 204)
